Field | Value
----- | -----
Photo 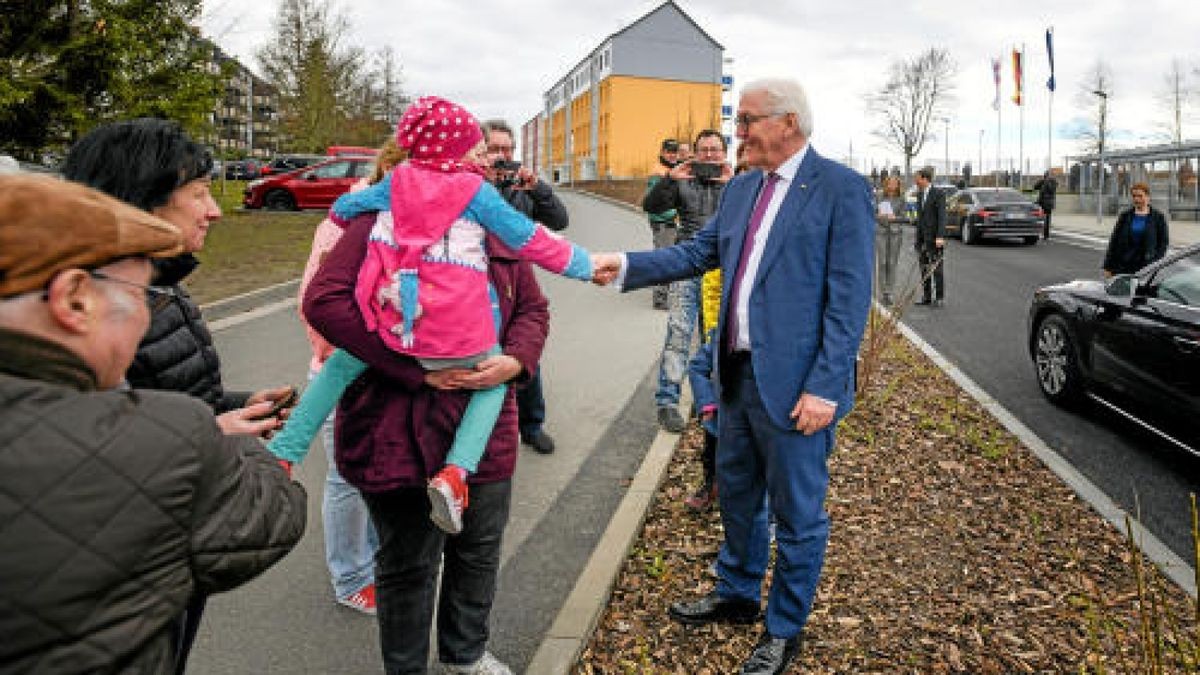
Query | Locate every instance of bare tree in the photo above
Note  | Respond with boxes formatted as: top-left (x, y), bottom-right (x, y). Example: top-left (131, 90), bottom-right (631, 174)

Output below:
top-left (865, 47), bottom-right (957, 180)
top-left (1154, 58), bottom-right (1190, 145)
top-left (256, 0), bottom-right (364, 152)
top-left (1072, 60), bottom-right (1114, 157)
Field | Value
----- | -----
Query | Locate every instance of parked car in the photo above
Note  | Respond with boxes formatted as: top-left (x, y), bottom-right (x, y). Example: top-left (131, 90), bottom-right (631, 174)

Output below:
top-left (260, 154), bottom-right (324, 176)
top-left (224, 159), bottom-right (261, 180)
top-left (326, 145), bottom-right (378, 158)
top-left (242, 156), bottom-right (373, 210)
top-left (902, 183), bottom-right (958, 222)
top-left (947, 187), bottom-right (1044, 245)
top-left (1027, 243), bottom-right (1200, 456)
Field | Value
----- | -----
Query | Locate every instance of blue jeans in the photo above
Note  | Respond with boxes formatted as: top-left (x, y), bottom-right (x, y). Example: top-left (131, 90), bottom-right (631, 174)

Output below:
top-left (655, 274), bottom-right (702, 407)
top-left (715, 356), bottom-right (832, 639)
top-left (314, 370), bottom-right (379, 599)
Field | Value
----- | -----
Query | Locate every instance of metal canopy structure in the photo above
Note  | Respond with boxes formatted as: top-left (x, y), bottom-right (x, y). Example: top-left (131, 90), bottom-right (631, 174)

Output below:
top-left (1066, 140), bottom-right (1200, 221)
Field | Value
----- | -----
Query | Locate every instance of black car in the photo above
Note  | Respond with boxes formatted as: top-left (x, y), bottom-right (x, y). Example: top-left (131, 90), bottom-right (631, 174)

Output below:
top-left (224, 159), bottom-right (261, 180)
top-left (260, 154), bottom-right (324, 176)
top-left (948, 188), bottom-right (1044, 245)
top-left (1027, 243), bottom-right (1200, 456)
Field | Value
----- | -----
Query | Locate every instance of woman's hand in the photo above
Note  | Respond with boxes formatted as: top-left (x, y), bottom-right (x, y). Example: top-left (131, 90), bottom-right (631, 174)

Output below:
top-left (457, 355), bottom-right (522, 389)
top-left (217, 402), bottom-right (282, 437)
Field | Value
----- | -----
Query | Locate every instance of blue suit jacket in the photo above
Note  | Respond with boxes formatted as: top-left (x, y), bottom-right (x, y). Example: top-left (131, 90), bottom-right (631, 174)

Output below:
top-left (624, 148), bottom-right (875, 429)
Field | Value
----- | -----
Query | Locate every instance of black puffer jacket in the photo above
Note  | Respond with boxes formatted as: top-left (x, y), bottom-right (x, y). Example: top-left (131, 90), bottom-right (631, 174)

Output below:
top-left (129, 254), bottom-right (248, 412)
top-left (0, 329), bottom-right (307, 674)
top-left (496, 180), bottom-right (569, 231)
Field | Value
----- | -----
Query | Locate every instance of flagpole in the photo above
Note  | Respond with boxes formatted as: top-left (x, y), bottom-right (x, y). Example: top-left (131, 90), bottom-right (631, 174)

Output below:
top-left (1046, 27), bottom-right (1055, 174)
top-left (1020, 44), bottom-right (1026, 189)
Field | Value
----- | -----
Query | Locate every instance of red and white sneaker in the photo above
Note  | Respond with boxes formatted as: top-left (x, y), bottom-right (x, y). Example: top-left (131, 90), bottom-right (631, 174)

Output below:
top-left (428, 467), bottom-right (469, 534)
top-left (337, 583), bottom-right (377, 615)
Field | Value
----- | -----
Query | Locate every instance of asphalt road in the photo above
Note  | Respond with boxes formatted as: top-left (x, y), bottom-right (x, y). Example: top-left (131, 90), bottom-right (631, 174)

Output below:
top-left (188, 191), bottom-right (669, 673)
top-left (892, 228), bottom-right (1200, 563)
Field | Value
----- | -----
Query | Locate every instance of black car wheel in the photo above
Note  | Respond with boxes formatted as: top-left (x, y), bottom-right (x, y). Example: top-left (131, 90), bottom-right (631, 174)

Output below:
top-left (263, 189), bottom-right (296, 211)
top-left (1034, 314), bottom-right (1084, 406)
top-left (962, 219), bottom-right (978, 245)
top-left (1023, 235), bottom-right (1039, 245)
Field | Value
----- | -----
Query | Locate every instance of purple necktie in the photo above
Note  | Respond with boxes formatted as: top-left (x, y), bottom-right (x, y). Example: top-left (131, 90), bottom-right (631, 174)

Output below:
top-left (725, 172), bottom-right (781, 353)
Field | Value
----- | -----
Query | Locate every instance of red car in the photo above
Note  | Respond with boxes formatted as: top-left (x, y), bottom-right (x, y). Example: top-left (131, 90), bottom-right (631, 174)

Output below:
top-left (243, 156), bottom-right (373, 210)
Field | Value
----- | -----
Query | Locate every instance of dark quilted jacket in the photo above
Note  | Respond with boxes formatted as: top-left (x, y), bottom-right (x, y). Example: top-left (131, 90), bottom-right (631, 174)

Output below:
top-left (0, 331), bottom-right (307, 674)
top-left (127, 255), bottom-right (249, 413)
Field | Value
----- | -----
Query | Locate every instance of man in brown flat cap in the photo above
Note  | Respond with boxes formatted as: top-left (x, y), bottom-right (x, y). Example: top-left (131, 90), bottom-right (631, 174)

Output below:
top-left (0, 175), bottom-right (307, 674)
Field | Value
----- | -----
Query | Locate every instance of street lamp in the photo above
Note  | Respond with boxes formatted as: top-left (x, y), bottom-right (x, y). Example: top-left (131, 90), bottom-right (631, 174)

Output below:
top-left (978, 129), bottom-right (984, 184)
top-left (941, 117), bottom-right (950, 178)
top-left (1092, 89), bottom-right (1108, 227)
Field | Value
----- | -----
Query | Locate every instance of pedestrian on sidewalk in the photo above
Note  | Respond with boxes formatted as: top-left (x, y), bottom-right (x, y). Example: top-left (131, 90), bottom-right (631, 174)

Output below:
top-left (592, 76), bottom-right (874, 675)
top-left (61, 118), bottom-right (300, 672)
top-left (303, 186), bottom-right (552, 675)
top-left (1103, 182), bottom-right (1170, 277)
top-left (875, 176), bottom-right (905, 306)
top-left (913, 166), bottom-right (948, 307)
top-left (481, 118), bottom-right (568, 455)
top-left (1033, 171), bottom-right (1057, 239)
top-left (0, 175), bottom-right (306, 673)
top-left (296, 140), bottom-right (407, 616)
top-left (642, 130), bottom-right (733, 433)
top-left (644, 139), bottom-right (681, 310)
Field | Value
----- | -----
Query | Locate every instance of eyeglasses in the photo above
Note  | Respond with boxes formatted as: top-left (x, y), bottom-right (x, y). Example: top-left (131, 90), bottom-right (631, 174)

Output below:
top-left (734, 112), bottom-right (785, 129)
top-left (88, 271), bottom-right (176, 302)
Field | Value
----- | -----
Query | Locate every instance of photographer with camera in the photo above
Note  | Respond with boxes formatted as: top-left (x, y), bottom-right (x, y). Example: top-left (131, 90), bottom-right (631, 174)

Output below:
top-left (481, 119), bottom-right (566, 455)
top-left (641, 130), bottom-right (733, 434)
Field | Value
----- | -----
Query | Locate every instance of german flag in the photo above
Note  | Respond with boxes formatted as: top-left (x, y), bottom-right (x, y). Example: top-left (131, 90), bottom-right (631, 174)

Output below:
top-left (1011, 48), bottom-right (1024, 106)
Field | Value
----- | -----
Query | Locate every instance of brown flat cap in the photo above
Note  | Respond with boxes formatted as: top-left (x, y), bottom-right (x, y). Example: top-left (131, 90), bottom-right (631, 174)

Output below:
top-left (0, 174), bottom-right (183, 297)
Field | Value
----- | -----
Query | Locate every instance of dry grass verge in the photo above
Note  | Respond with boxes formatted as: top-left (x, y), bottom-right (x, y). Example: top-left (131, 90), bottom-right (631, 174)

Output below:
top-left (575, 325), bottom-right (1197, 673)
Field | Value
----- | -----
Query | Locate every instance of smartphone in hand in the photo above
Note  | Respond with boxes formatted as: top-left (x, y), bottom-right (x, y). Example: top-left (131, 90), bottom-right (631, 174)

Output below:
top-left (251, 386), bottom-right (298, 421)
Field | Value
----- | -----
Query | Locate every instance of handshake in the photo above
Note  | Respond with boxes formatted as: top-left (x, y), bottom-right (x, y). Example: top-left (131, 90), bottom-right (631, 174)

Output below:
top-left (589, 253), bottom-right (623, 286)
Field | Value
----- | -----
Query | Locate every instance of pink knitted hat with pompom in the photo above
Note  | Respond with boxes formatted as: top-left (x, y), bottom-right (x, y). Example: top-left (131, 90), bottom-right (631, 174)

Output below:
top-left (395, 95), bottom-right (484, 173)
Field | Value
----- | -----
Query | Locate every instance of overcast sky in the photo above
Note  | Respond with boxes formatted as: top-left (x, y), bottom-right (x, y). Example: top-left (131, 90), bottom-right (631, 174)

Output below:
top-left (202, 0), bottom-right (1199, 173)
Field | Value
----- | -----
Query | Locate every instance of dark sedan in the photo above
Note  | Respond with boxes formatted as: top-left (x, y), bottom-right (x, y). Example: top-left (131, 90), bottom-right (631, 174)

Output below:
top-left (948, 188), bottom-right (1045, 245)
top-left (1027, 243), bottom-right (1200, 456)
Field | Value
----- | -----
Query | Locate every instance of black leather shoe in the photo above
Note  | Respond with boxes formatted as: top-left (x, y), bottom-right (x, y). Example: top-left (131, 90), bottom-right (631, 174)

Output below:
top-left (521, 430), bottom-right (555, 454)
top-left (740, 632), bottom-right (802, 674)
top-left (668, 592), bottom-right (759, 626)
top-left (914, 298), bottom-right (933, 306)
top-left (657, 406), bottom-right (686, 433)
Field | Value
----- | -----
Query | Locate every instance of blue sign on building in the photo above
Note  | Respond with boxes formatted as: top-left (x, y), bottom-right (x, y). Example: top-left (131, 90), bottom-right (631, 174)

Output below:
top-left (721, 75), bottom-right (733, 91)
top-left (721, 104), bottom-right (733, 119)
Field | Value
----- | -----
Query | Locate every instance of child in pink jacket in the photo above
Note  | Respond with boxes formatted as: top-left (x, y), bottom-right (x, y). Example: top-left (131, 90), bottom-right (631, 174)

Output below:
top-left (270, 96), bottom-right (592, 534)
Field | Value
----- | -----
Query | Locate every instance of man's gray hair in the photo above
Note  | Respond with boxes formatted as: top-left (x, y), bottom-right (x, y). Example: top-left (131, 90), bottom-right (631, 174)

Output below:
top-left (480, 119), bottom-right (514, 138)
top-left (742, 78), bottom-right (814, 137)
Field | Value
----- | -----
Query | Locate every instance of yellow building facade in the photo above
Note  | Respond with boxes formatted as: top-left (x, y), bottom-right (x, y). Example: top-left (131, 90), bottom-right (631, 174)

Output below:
top-left (530, 1), bottom-right (730, 181)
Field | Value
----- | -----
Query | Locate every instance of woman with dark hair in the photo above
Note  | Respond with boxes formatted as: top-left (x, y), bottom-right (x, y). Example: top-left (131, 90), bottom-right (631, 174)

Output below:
top-left (1103, 181), bottom-right (1171, 277)
top-left (62, 118), bottom-right (297, 672)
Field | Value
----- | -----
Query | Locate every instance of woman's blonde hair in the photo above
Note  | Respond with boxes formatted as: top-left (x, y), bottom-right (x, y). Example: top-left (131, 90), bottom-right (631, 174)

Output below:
top-left (369, 137), bottom-right (407, 184)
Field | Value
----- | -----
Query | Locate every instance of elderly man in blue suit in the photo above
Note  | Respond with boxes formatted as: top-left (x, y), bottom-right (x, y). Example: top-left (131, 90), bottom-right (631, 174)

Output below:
top-left (592, 78), bottom-right (874, 674)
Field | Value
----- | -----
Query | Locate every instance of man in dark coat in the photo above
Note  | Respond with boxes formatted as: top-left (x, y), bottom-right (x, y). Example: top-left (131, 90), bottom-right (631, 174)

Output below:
top-left (1033, 171), bottom-right (1058, 239)
top-left (0, 175), bottom-right (306, 674)
top-left (482, 118), bottom-right (566, 455)
top-left (913, 166), bottom-right (948, 306)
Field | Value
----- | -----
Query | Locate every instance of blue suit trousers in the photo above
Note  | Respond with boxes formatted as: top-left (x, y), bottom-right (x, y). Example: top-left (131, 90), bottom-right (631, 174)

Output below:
top-left (715, 356), bottom-right (832, 639)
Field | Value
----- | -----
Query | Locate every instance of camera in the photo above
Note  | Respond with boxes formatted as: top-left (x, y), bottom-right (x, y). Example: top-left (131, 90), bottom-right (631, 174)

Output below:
top-left (691, 161), bottom-right (722, 182)
top-left (492, 159), bottom-right (524, 189)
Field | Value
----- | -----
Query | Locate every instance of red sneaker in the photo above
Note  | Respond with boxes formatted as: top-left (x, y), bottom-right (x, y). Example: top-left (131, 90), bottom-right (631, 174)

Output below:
top-left (337, 583), bottom-right (376, 615)
top-left (428, 467), bottom-right (469, 534)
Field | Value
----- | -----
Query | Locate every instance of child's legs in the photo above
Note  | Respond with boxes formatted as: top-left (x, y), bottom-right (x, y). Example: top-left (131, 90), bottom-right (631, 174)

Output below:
top-left (269, 349), bottom-right (367, 464)
top-left (445, 383), bottom-right (506, 474)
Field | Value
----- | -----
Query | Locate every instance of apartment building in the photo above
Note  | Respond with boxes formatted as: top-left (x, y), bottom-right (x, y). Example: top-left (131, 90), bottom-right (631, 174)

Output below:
top-left (205, 46), bottom-right (280, 159)
top-left (536, 1), bottom-right (729, 181)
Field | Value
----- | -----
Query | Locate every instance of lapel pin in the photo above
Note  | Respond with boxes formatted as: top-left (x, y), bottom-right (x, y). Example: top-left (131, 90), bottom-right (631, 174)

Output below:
top-left (800, 183), bottom-right (808, 189)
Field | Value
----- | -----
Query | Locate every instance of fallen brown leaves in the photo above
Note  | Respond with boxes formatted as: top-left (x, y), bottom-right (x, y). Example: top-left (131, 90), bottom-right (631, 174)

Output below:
top-left (575, 335), bottom-right (1198, 673)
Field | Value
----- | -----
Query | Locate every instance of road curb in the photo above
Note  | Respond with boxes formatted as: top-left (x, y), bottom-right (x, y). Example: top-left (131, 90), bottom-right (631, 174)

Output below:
top-left (199, 278), bottom-right (301, 323)
top-left (890, 309), bottom-right (1197, 598)
top-left (525, 388), bottom-right (691, 675)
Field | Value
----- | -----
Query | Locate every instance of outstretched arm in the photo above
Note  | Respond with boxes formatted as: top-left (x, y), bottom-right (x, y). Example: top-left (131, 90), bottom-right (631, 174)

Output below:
top-left (469, 181), bottom-right (592, 281)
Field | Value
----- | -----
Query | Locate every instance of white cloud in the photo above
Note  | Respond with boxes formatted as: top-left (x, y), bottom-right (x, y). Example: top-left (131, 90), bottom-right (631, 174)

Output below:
top-left (202, 0), bottom-right (1200, 171)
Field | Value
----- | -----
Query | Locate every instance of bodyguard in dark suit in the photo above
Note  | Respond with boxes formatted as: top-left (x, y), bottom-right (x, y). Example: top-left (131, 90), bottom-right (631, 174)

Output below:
top-left (913, 166), bottom-right (947, 306)
top-left (593, 78), bottom-right (874, 674)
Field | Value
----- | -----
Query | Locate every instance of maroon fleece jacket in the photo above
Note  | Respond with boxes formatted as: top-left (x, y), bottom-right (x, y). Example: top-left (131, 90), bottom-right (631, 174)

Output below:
top-left (304, 217), bottom-right (550, 492)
